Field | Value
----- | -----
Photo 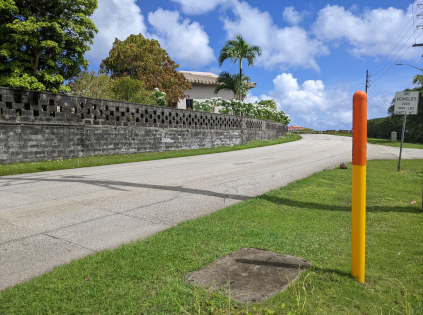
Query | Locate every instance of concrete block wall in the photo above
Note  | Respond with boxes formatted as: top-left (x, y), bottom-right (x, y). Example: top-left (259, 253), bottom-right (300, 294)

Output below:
top-left (0, 87), bottom-right (287, 164)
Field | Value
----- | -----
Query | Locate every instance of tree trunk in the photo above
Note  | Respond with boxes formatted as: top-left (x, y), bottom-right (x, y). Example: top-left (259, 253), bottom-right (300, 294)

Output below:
top-left (239, 60), bottom-right (243, 101)
top-left (33, 49), bottom-right (44, 76)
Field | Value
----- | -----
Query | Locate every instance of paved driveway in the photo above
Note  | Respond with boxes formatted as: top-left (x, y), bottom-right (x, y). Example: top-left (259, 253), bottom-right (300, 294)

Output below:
top-left (1, 134), bottom-right (422, 290)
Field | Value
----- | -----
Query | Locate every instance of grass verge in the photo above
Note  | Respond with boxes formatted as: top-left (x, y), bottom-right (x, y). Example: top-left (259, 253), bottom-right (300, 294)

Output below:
top-left (0, 134), bottom-right (300, 177)
top-left (335, 134), bottom-right (423, 149)
top-left (0, 159), bottom-right (422, 314)
top-left (366, 138), bottom-right (423, 149)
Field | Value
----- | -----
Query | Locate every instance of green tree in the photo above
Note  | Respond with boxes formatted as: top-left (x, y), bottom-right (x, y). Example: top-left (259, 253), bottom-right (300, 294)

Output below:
top-left (258, 99), bottom-right (277, 110)
top-left (70, 71), bottom-right (157, 105)
top-left (100, 34), bottom-right (191, 107)
top-left (214, 71), bottom-right (251, 101)
top-left (218, 34), bottom-right (262, 78)
top-left (367, 117), bottom-right (402, 139)
top-left (0, 0), bottom-right (98, 92)
top-left (71, 71), bottom-right (114, 100)
top-left (112, 76), bottom-right (156, 105)
top-left (412, 74), bottom-right (423, 86)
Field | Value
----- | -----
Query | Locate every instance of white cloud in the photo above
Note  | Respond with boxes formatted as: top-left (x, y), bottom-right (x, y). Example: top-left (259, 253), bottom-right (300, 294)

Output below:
top-left (313, 4), bottom-right (421, 60)
top-left (252, 73), bottom-right (355, 130)
top-left (272, 73), bottom-right (328, 113)
top-left (170, 0), bottom-right (228, 15)
top-left (221, 1), bottom-right (328, 71)
top-left (282, 7), bottom-right (305, 25)
top-left (148, 9), bottom-right (215, 68)
top-left (247, 72), bottom-right (354, 130)
top-left (87, 0), bottom-right (147, 64)
top-left (245, 92), bottom-right (272, 104)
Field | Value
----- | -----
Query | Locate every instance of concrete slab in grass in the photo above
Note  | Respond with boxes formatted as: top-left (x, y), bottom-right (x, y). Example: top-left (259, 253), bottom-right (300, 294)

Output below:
top-left (186, 247), bottom-right (311, 303)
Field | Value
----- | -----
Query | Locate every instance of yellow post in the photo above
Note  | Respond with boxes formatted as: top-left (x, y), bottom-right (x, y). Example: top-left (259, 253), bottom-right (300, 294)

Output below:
top-left (352, 91), bottom-right (367, 283)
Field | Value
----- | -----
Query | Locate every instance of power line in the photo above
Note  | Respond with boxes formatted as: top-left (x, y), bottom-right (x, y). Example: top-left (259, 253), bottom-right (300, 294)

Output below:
top-left (368, 83), bottom-right (391, 108)
top-left (366, 81), bottom-right (391, 113)
top-left (369, 80), bottom-right (393, 108)
top-left (365, 71), bottom-right (394, 114)
top-left (366, 1), bottom-right (422, 116)
top-left (370, 80), bottom-right (391, 102)
top-left (371, 28), bottom-right (422, 81)
top-left (370, 2), bottom-right (423, 81)
top-left (371, 30), bottom-right (423, 82)
top-left (368, 89), bottom-right (389, 111)
top-left (370, 17), bottom-right (414, 74)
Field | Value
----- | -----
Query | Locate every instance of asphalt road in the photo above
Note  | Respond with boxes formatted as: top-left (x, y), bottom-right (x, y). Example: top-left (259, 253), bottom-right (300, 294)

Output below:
top-left (1, 134), bottom-right (422, 290)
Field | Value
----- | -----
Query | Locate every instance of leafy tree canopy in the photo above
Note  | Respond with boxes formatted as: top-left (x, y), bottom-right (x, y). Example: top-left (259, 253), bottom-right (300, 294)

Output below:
top-left (214, 71), bottom-right (251, 101)
top-left (216, 34), bottom-right (261, 101)
top-left (257, 99), bottom-right (277, 110)
top-left (70, 71), bottom-right (164, 106)
top-left (100, 34), bottom-right (191, 106)
top-left (218, 34), bottom-right (262, 78)
top-left (0, 0), bottom-right (98, 92)
top-left (367, 117), bottom-right (402, 139)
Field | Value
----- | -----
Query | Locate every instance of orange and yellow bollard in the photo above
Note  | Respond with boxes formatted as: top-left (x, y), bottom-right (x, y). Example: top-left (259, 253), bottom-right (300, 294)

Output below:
top-left (351, 91), bottom-right (367, 283)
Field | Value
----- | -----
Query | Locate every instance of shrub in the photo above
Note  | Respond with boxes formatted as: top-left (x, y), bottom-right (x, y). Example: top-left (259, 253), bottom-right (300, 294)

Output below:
top-left (71, 71), bottom-right (115, 100)
top-left (150, 88), bottom-right (168, 106)
top-left (367, 117), bottom-right (402, 139)
top-left (193, 97), bottom-right (223, 113)
top-left (70, 71), bottom-right (163, 106)
top-left (111, 76), bottom-right (155, 104)
top-left (194, 98), bottom-right (290, 124)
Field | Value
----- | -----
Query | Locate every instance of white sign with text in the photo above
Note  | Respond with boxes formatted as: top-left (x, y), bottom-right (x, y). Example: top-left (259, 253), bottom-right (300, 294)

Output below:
top-left (394, 91), bottom-right (419, 115)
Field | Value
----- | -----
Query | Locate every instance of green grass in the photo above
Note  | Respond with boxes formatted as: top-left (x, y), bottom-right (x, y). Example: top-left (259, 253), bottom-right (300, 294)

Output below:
top-left (335, 133), bottom-right (423, 149)
top-left (1, 159), bottom-right (422, 314)
top-left (0, 134), bottom-right (301, 177)
top-left (366, 138), bottom-right (423, 149)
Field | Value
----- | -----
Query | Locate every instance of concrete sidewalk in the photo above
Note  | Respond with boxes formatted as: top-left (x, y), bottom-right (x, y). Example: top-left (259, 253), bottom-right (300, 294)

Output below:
top-left (1, 135), bottom-right (422, 290)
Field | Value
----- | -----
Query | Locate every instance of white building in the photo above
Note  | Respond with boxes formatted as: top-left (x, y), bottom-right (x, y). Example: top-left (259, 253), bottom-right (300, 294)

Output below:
top-left (177, 71), bottom-right (257, 109)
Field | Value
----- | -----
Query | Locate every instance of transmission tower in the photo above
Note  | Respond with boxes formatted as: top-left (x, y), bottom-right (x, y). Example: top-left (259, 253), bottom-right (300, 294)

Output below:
top-left (413, 2), bottom-right (423, 47)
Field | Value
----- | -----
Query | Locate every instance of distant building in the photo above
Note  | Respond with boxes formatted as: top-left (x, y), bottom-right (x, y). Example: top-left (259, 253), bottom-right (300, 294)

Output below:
top-left (288, 125), bottom-right (308, 132)
top-left (177, 71), bottom-right (257, 109)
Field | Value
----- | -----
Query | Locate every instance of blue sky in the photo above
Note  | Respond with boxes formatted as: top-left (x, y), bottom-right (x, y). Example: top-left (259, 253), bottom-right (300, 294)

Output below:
top-left (85, 0), bottom-right (423, 130)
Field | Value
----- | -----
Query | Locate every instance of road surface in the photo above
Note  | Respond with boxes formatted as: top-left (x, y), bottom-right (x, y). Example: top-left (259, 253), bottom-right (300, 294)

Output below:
top-left (1, 134), bottom-right (422, 290)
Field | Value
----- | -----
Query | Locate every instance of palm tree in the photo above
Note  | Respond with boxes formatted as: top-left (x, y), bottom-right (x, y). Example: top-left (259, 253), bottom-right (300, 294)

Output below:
top-left (413, 74), bottom-right (423, 86)
top-left (214, 71), bottom-right (251, 101)
top-left (218, 34), bottom-right (262, 78)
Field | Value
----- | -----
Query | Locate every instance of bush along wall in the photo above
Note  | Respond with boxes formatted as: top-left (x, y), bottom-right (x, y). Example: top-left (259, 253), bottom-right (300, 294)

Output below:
top-left (193, 97), bottom-right (290, 125)
top-left (0, 87), bottom-right (288, 164)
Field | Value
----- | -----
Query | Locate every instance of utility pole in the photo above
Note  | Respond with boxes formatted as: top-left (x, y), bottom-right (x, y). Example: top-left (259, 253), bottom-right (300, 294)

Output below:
top-left (365, 70), bottom-right (369, 93)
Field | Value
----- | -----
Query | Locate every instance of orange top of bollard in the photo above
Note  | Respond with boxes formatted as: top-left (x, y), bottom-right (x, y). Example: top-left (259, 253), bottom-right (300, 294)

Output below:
top-left (352, 91), bottom-right (367, 166)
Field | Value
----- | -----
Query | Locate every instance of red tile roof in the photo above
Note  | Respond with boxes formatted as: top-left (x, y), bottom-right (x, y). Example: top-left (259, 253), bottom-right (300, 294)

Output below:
top-left (180, 71), bottom-right (256, 88)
